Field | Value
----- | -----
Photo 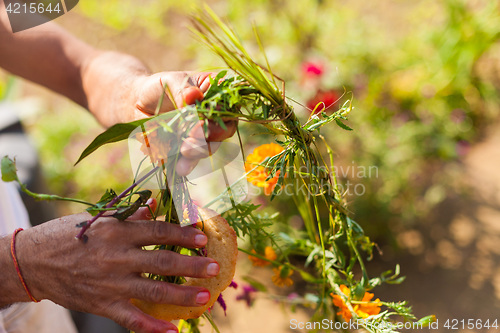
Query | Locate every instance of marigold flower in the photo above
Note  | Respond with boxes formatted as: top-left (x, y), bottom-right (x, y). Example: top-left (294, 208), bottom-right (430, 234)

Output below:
top-left (354, 290), bottom-right (382, 319)
top-left (248, 246), bottom-right (277, 267)
top-left (331, 285), bottom-right (382, 322)
top-left (245, 143), bottom-right (284, 195)
top-left (271, 266), bottom-right (294, 287)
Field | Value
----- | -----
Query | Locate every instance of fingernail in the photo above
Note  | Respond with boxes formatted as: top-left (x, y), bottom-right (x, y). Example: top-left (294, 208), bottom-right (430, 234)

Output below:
top-left (207, 262), bottom-right (219, 276)
top-left (194, 234), bottom-right (207, 247)
top-left (196, 291), bottom-right (210, 305)
top-left (146, 198), bottom-right (154, 205)
top-left (166, 330), bottom-right (177, 333)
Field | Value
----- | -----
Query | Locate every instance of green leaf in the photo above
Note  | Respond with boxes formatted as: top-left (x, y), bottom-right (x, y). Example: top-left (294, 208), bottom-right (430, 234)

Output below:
top-left (335, 118), bottom-right (353, 131)
top-left (214, 116), bottom-right (228, 130)
top-left (1, 156), bottom-right (18, 182)
top-left (347, 217), bottom-right (365, 239)
top-left (86, 189), bottom-right (117, 216)
top-left (75, 118), bottom-right (148, 165)
top-left (98, 189), bottom-right (118, 205)
top-left (305, 247), bottom-right (321, 267)
top-left (353, 283), bottom-right (366, 300)
top-left (112, 190), bottom-right (152, 220)
top-left (298, 270), bottom-right (322, 284)
top-left (418, 315), bottom-right (437, 327)
top-left (242, 275), bottom-right (267, 292)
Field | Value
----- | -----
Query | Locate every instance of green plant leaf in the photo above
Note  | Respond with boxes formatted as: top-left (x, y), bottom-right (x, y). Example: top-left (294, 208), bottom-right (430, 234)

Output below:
top-left (242, 275), bottom-right (267, 292)
top-left (298, 270), bottom-right (322, 284)
top-left (1, 156), bottom-right (18, 182)
top-left (335, 119), bottom-right (353, 131)
top-left (75, 118), bottom-right (148, 165)
top-left (86, 189), bottom-right (117, 216)
top-left (112, 190), bottom-right (152, 220)
top-left (418, 315), bottom-right (437, 327)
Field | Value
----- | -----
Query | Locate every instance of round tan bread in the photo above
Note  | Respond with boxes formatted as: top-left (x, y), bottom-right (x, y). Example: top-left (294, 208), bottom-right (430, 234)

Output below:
top-left (132, 208), bottom-right (237, 321)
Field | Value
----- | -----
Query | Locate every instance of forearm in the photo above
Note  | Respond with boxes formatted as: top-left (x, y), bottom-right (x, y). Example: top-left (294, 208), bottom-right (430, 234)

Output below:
top-left (0, 7), bottom-right (151, 127)
top-left (0, 233), bottom-right (31, 308)
top-left (0, 7), bottom-right (92, 107)
top-left (81, 51), bottom-right (151, 126)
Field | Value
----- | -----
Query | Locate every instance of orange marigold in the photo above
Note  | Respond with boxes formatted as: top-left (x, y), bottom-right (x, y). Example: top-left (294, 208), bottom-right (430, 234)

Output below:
top-left (245, 143), bottom-right (284, 195)
top-left (271, 266), bottom-right (294, 287)
top-left (331, 285), bottom-right (382, 322)
top-left (248, 246), bottom-right (277, 267)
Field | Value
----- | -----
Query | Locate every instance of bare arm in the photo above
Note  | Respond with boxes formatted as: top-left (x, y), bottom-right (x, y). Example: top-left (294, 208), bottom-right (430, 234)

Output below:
top-left (0, 2), bottom-right (96, 106)
top-left (0, 5), bottom-right (149, 126)
top-left (0, 233), bottom-right (28, 307)
top-left (0, 3), bottom-right (215, 127)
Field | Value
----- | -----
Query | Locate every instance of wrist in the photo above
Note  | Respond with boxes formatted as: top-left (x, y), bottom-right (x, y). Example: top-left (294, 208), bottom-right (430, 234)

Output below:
top-left (12, 229), bottom-right (41, 303)
top-left (82, 51), bottom-right (151, 126)
top-left (0, 232), bottom-right (32, 307)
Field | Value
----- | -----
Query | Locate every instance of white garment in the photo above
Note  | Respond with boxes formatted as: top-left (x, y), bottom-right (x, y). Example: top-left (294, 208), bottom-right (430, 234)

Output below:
top-left (0, 301), bottom-right (77, 333)
top-left (0, 180), bottom-right (77, 333)
top-left (0, 181), bottom-right (30, 236)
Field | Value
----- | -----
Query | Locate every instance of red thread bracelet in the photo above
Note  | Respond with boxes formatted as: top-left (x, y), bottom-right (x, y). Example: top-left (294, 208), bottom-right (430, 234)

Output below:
top-left (10, 228), bottom-right (39, 303)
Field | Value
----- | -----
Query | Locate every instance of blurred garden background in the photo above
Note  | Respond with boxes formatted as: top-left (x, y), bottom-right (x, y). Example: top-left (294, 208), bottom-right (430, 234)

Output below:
top-left (1, 0), bottom-right (500, 331)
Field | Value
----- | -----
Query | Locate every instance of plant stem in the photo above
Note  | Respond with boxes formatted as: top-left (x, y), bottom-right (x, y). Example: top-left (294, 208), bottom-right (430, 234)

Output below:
top-left (75, 166), bottom-right (160, 239)
top-left (19, 185), bottom-right (94, 206)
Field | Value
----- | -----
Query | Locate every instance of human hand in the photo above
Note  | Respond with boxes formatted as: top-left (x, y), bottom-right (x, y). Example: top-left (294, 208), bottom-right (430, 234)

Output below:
top-left (82, 51), bottom-right (237, 176)
top-left (132, 71), bottom-right (238, 176)
top-left (14, 202), bottom-right (219, 333)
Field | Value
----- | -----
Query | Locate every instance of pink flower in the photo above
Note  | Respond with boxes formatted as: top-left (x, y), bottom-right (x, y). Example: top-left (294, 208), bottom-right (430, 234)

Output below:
top-left (287, 292), bottom-right (300, 301)
top-left (236, 285), bottom-right (258, 307)
top-left (451, 109), bottom-right (466, 124)
top-left (456, 140), bottom-right (470, 157)
top-left (302, 61), bottom-right (324, 77)
top-left (216, 294), bottom-right (227, 316)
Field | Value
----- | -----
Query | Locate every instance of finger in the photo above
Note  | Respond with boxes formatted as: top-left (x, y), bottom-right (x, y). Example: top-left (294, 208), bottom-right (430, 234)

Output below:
top-left (188, 119), bottom-right (238, 141)
top-left (161, 72), bottom-right (210, 111)
top-left (175, 156), bottom-right (199, 177)
top-left (128, 198), bottom-right (157, 221)
top-left (207, 119), bottom-right (238, 141)
top-left (180, 137), bottom-right (221, 160)
top-left (122, 220), bottom-right (208, 248)
top-left (136, 72), bottom-right (206, 115)
top-left (131, 278), bottom-right (211, 307)
top-left (135, 73), bottom-right (176, 115)
top-left (110, 301), bottom-right (177, 333)
top-left (133, 249), bottom-right (220, 278)
top-left (192, 72), bottom-right (215, 93)
top-left (181, 86), bottom-right (204, 106)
